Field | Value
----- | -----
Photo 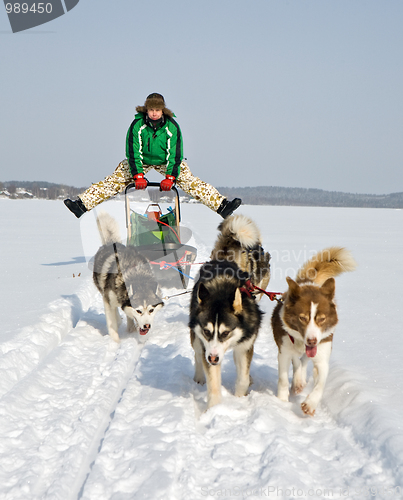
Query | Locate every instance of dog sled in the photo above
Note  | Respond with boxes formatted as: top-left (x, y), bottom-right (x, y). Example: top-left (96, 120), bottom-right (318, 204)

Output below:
top-left (124, 181), bottom-right (197, 289)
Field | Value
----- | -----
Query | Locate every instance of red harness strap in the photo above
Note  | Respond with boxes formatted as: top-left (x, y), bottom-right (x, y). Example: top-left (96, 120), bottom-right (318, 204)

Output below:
top-left (149, 253), bottom-right (187, 269)
top-left (239, 280), bottom-right (255, 297)
top-left (239, 279), bottom-right (284, 302)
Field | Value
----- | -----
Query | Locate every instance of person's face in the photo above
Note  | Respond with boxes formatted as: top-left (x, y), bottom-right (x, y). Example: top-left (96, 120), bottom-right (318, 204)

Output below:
top-left (147, 108), bottom-right (163, 120)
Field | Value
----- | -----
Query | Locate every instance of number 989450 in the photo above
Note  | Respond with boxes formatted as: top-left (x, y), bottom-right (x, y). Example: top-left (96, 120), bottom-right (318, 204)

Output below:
top-left (5, 3), bottom-right (53, 15)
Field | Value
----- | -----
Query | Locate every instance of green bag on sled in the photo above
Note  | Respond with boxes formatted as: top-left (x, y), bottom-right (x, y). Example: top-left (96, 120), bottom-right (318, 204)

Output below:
top-left (127, 211), bottom-right (180, 247)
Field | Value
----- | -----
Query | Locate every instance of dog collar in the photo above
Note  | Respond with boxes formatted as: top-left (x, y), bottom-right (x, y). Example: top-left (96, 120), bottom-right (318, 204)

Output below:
top-left (239, 279), bottom-right (254, 297)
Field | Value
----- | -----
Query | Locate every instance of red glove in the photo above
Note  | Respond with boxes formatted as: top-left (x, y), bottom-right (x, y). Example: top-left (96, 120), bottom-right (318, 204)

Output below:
top-left (160, 175), bottom-right (175, 192)
top-left (133, 173), bottom-right (147, 190)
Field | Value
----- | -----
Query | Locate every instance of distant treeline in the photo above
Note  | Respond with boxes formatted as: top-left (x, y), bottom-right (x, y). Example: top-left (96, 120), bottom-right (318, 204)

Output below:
top-left (217, 186), bottom-right (403, 209)
top-left (1, 181), bottom-right (402, 208)
top-left (0, 181), bottom-right (86, 200)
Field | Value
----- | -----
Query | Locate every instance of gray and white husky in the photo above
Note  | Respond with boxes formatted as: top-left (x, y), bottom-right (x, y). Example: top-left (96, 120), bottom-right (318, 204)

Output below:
top-left (93, 212), bottom-right (164, 343)
top-left (189, 215), bottom-right (270, 409)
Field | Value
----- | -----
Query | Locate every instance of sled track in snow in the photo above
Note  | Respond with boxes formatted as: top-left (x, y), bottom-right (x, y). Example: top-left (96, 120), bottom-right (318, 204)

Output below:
top-left (0, 272), bottom-right (402, 498)
top-left (0, 278), bottom-right (147, 499)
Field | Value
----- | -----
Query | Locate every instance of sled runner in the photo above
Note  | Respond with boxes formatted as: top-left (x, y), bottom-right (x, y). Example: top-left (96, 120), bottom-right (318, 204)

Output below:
top-left (124, 181), bottom-right (197, 289)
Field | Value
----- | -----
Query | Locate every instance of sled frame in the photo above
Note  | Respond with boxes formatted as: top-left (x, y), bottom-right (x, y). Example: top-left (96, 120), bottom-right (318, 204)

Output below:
top-left (124, 182), bottom-right (181, 242)
top-left (124, 181), bottom-right (190, 289)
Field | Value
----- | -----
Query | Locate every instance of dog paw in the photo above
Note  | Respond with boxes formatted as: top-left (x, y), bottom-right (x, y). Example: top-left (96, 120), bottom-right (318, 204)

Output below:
top-left (235, 380), bottom-right (250, 397)
top-left (126, 318), bottom-right (136, 333)
top-left (193, 375), bottom-right (206, 385)
top-left (109, 332), bottom-right (121, 343)
top-left (301, 401), bottom-right (316, 416)
top-left (234, 388), bottom-right (248, 397)
top-left (277, 388), bottom-right (290, 402)
top-left (207, 395), bottom-right (221, 409)
top-left (292, 381), bottom-right (306, 395)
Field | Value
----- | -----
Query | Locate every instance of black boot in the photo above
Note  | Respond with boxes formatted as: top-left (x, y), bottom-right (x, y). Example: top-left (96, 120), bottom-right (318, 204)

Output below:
top-left (217, 198), bottom-right (242, 219)
top-left (64, 198), bottom-right (88, 218)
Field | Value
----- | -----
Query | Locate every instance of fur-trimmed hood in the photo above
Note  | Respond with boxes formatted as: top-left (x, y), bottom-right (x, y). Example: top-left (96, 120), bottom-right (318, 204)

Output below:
top-left (135, 105), bottom-right (174, 118)
top-left (136, 93), bottom-right (174, 118)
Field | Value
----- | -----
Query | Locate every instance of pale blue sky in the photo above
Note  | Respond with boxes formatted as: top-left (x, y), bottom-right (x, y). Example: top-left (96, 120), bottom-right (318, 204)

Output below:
top-left (1, 0), bottom-right (402, 194)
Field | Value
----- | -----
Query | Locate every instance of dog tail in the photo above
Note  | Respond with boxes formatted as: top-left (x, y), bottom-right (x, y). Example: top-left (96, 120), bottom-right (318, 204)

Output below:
top-left (96, 212), bottom-right (122, 245)
top-left (219, 214), bottom-right (261, 248)
top-left (296, 246), bottom-right (357, 286)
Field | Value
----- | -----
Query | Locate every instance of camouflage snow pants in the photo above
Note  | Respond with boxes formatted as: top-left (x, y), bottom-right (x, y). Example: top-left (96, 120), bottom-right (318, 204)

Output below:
top-left (79, 160), bottom-right (225, 212)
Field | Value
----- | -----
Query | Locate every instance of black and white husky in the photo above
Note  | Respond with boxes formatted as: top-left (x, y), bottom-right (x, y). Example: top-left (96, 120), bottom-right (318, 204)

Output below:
top-left (189, 215), bottom-right (271, 409)
top-left (93, 212), bottom-right (164, 343)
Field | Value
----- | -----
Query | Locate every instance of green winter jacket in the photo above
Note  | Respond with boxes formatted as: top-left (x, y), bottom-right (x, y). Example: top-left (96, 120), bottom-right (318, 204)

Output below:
top-left (126, 112), bottom-right (183, 178)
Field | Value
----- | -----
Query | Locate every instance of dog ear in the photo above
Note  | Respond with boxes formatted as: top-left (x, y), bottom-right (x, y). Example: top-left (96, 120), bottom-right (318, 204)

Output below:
top-left (197, 283), bottom-right (209, 303)
top-left (286, 277), bottom-right (300, 301)
top-left (320, 277), bottom-right (335, 299)
top-left (233, 287), bottom-right (243, 314)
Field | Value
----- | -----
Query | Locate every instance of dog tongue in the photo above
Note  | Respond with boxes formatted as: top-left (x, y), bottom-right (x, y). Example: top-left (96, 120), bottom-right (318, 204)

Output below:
top-left (306, 345), bottom-right (317, 358)
top-left (139, 328), bottom-right (149, 336)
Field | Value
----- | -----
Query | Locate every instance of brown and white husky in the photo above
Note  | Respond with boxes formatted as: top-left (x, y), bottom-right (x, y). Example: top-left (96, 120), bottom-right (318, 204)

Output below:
top-left (271, 247), bottom-right (356, 416)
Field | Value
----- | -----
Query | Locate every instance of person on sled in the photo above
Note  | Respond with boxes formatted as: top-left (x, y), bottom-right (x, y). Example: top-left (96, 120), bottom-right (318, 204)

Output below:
top-left (64, 93), bottom-right (241, 219)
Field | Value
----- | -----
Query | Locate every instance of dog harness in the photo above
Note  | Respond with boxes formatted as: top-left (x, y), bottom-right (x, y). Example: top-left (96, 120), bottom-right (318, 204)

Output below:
top-left (239, 279), bottom-right (283, 302)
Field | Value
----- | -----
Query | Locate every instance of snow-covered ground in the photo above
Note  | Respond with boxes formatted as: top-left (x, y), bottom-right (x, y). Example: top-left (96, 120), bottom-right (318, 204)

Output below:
top-left (0, 198), bottom-right (402, 500)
